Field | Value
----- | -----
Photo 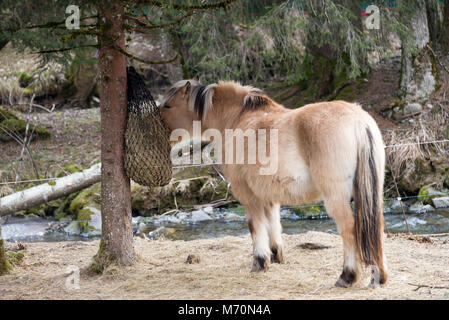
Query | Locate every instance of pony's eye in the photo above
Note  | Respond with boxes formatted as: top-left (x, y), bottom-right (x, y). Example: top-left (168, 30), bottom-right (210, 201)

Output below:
top-left (164, 105), bottom-right (172, 109)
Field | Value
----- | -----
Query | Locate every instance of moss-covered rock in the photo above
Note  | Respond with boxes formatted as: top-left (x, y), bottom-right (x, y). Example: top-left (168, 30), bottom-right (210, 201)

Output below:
top-left (0, 118), bottom-right (51, 142)
top-left (68, 183), bottom-right (101, 218)
top-left (130, 165), bottom-right (234, 216)
top-left (418, 185), bottom-right (448, 204)
top-left (290, 203), bottom-right (326, 217)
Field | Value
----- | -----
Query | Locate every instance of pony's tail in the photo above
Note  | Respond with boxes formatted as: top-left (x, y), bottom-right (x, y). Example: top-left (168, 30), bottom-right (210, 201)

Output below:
top-left (353, 126), bottom-right (385, 274)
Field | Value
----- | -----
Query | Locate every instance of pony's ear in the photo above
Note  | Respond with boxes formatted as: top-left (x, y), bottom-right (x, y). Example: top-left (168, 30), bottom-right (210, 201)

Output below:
top-left (184, 81), bottom-right (191, 95)
top-left (193, 75), bottom-right (200, 82)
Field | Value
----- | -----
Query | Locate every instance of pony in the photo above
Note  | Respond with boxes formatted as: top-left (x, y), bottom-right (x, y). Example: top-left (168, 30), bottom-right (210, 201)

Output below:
top-left (159, 77), bottom-right (387, 287)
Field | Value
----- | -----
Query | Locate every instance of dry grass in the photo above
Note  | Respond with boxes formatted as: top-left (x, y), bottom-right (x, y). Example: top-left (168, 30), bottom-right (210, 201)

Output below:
top-left (0, 43), bottom-right (65, 106)
top-left (1, 231), bottom-right (449, 300)
top-left (383, 109), bottom-right (449, 192)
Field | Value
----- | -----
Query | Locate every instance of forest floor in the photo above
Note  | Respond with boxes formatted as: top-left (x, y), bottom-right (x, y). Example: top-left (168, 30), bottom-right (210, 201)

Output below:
top-left (1, 231), bottom-right (449, 300)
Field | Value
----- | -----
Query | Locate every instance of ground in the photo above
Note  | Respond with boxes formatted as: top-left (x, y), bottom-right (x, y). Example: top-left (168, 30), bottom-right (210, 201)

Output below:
top-left (1, 231), bottom-right (449, 300)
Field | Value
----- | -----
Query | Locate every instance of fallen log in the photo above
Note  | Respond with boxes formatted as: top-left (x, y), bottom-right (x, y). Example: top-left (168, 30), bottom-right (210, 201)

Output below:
top-left (0, 163), bottom-right (101, 216)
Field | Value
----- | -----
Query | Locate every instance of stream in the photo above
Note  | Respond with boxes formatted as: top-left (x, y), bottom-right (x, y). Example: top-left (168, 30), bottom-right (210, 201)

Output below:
top-left (2, 208), bottom-right (449, 243)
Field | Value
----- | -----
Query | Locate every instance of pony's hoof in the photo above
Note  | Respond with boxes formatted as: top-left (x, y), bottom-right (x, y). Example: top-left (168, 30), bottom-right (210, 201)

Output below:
top-left (270, 254), bottom-right (283, 264)
top-left (335, 278), bottom-right (351, 288)
top-left (250, 256), bottom-right (268, 273)
top-left (335, 269), bottom-right (357, 288)
top-left (270, 248), bottom-right (284, 264)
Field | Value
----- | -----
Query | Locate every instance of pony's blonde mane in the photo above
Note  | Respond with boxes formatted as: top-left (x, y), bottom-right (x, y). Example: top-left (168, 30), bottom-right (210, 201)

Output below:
top-left (161, 80), bottom-right (271, 119)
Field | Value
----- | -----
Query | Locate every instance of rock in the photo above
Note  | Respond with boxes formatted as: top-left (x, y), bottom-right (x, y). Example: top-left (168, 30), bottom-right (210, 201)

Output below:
top-left (64, 221), bottom-right (82, 235)
top-left (290, 204), bottom-right (326, 218)
top-left (85, 206), bottom-right (101, 230)
top-left (157, 215), bottom-right (181, 224)
top-left (203, 206), bottom-right (214, 214)
top-left (418, 186), bottom-right (447, 204)
top-left (148, 226), bottom-right (176, 240)
top-left (408, 201), bottom-right (435, 213)
top-left (138, 222), bottom-right (146, 232)
top-left (390, 199), bottom-right (408, 212)
top-left (403, 103), bottom-right (422, 115)
top-left (186, 254), bottom-right (201, 264)
top-left (432, 197), bottom-right (449, 209)
top-left (176, 212), bottom-right (190, 221)
top-left (224, 213), bottom-right (245, 221)
top-left (190, 210), bottom-right (213, 223)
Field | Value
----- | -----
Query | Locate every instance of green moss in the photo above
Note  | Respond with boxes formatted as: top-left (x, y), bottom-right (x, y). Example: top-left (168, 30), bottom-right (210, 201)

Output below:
top-left (290, 204), bottom-right (325, 217)
top-left (18, 72), bottom-right (34, 88)
top-left (89, 239), bottom-right (117, 274)
top-left (6, 251), bottom-right (24, 266)
top-left (334, 85), bottom-right (355, 101)
top-left (0, 240), bottom-right (13, 275)
top-left (0, 105), bottom-right (19, 121)
top-left (56, 164), bottom-right (84, 177)
top-left (68, 184), bottom-right (100, 215)
top-left (0, 118), bottom-right (51, 142)
top-left (25, 206), bottom-right (46, 217)
top-left (77, 208), bottom-right (95, 221)
top-left (47, 180), bottom-right (56, 186)
top-left (418, 185), bottom-right (447, 204)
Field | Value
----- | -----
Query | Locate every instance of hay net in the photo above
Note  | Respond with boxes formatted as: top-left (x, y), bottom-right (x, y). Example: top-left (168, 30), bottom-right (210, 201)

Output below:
top-left (124, 66), bottom-right (172, 187)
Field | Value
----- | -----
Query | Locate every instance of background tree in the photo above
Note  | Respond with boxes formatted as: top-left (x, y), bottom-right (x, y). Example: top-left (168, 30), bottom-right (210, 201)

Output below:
top-left (398, 0), bottom-right (441, 103)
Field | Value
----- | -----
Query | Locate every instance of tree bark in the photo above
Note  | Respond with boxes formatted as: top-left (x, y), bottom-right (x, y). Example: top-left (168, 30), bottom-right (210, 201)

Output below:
top-left (95, 0), bottom-right (135, 267)
top-left (425, 0), bottom-right (442, 44)
top-left (0, 221), bottom-right (12, 275)
top-left (0, 163), bottom-right (101, 216)
top-left (443, 0), bottom-right (449, 52)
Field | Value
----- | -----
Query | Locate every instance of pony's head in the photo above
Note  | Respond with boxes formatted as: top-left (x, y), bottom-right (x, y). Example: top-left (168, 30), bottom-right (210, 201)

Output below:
top-left (159, 76), bottom-right (214, 136)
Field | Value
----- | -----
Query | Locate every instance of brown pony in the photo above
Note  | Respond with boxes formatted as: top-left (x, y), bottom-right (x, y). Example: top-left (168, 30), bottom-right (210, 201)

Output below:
top-left (159, 78), bottom-right (387, 287)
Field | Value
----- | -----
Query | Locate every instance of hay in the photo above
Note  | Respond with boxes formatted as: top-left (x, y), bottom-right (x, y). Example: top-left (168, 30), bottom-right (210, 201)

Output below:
top-left (1, 232), bottom-right (449, 299)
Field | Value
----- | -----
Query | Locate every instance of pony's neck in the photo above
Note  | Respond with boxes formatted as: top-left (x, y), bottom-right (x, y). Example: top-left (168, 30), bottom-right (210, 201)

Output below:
top-left (201, 81), bottom-right (282, 132)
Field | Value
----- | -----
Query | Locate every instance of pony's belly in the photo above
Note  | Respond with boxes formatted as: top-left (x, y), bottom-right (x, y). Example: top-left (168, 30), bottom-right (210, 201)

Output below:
top-left (247, 162), bottom-right (321, 205)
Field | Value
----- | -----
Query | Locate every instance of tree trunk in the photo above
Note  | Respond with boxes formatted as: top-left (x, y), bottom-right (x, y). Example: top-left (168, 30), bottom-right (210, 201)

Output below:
top-left (0, 222), bottom-right (12, 275)
top-left (0, 163), bottom-right (101, 216)
top-left (425, 0), bottom-right (442, 44)
top-left (399, 0), bottom-right (437, 103)
top-left (443, 0), bottom-right (449, 52)
top-left (93, 0), bottom-right (135, 269)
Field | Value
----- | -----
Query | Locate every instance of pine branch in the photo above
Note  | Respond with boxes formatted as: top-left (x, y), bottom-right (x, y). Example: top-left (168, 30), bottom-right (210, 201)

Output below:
top-left (125, 11), bottom-right (194, 30)
top-left (131, 0), bottom-right (236, 11)
top-left (113, 45), bottom-right (179, 64)
top-left (34, 44), bottom-right (98, 54)
top-left (4, 15), bottom-right (98, 32)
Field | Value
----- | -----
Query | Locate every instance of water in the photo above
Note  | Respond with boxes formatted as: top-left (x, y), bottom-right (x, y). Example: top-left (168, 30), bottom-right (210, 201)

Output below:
top-left (2, 209), bottom-right (449, 242)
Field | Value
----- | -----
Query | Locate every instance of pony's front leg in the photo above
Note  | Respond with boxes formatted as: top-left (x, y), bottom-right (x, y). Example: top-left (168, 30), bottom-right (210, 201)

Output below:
top-left (245, 202), bottom-right (271, 272)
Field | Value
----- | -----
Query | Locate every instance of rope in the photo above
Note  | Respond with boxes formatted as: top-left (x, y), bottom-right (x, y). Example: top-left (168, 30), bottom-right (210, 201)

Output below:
top-left (384, 139), bottom-right (449, 149)
top-left (2, 139), bottom-right (448, 187)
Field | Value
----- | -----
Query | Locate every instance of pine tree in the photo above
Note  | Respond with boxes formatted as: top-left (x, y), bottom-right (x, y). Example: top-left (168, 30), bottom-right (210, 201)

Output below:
top-left (0, 0), bottom-right (237, 272)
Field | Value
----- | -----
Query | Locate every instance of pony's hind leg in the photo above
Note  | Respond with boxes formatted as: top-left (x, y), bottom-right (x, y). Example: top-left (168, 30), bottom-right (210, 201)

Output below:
top-left (325, 198), bottom-right (362, 287)
top-left (264, 202), bottom-right (284, 263)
